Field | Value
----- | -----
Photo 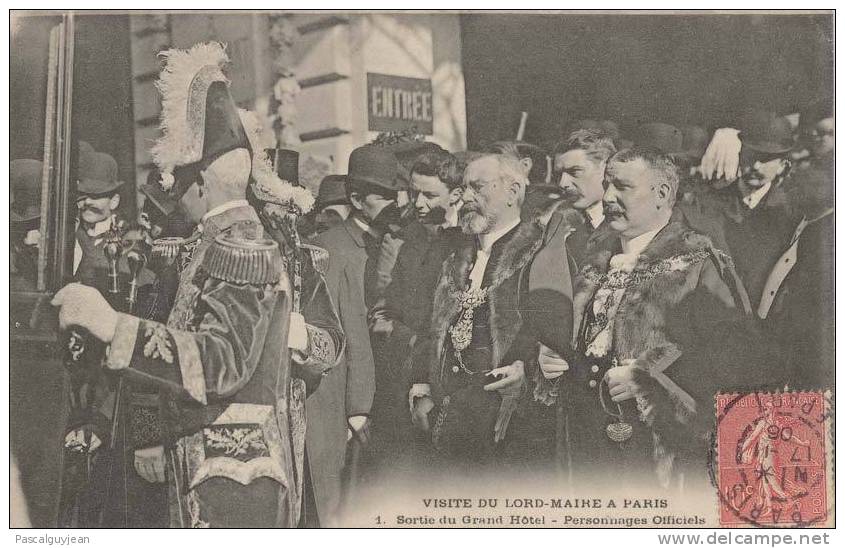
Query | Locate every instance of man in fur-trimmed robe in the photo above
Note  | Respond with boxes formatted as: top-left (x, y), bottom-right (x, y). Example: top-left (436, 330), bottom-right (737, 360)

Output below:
top-left (535, 148), bottom-right (763, 490)
top-left (410, 151), bottom-right (547, 467)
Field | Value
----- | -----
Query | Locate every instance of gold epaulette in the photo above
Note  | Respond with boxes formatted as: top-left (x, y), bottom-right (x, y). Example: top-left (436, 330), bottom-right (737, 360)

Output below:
top-left (203, 234), bottom-right (285, 285)
top-left (151, 236), bottom-right (186, 262)
top-left (300, 243), bottom-right (329, 276)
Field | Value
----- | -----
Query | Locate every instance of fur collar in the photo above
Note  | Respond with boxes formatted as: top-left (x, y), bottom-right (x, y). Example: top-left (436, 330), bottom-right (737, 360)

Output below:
top-left (430, 218), bottom-right (545, 387)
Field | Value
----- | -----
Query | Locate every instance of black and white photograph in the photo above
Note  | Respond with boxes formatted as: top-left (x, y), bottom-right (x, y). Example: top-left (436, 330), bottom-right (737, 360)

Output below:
top-left (6, 8), bottom-right (836, 533)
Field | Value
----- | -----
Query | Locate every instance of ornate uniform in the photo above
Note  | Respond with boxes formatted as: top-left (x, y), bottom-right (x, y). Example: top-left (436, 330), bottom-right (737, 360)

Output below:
top-left (98, 41), bottom-right (330, 527)
top-left (107, 204), bottom-right (313, 527)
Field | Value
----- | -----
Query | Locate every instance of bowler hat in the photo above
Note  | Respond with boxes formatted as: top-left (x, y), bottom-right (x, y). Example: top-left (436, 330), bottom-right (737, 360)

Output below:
top-left (633, 122), bottom-right (684, 156)
top-left (78, 150), bottom-right (122, 196)
top-left (678, 125), bottom-right (710, 162)
top-left (347, 144), bottom-right (402, 191)
top-left (316, 175), bottom-right (348, 209)
top-left (10, 159), bottom-right (43, 223)
top-left (740, 111), bottom-right (795, 154)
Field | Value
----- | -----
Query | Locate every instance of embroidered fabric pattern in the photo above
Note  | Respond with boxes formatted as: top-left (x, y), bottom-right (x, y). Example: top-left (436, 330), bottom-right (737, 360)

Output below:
top-left (431, 395), bottom-right (450, 448)
top-left (289, 379), bottom-right (307, 511)
top-left (185, 404), bottom-right (289, 490)
top-left (186, 490), bottom-right (210, 529)
top-left (143, 324), bottom-right (174, 363)
top-left (447, 287), bottom-right (488, 374)
top-left (203, 425), bottom-right (270, 460)
top-left (130, 405), bottom-right (162, 448)
top-left (304, 324), bottom-right (335, 367)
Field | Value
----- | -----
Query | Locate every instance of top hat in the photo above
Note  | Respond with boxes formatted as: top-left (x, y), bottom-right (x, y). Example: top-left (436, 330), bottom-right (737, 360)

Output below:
top-left (10, 159), bottom-right (43, 223)
top-left (347, 144), bottom-right (402, 192)
top-left (315, 175), bottom-right (349, 210)
top-left (273, 148), bottom-right (300, 185)
top-left (140, 168), bottom-right (178, 216)
top-left (77, 150), bottom-right (123, 196)
top-left (740, 111), bottom-right (795, 154)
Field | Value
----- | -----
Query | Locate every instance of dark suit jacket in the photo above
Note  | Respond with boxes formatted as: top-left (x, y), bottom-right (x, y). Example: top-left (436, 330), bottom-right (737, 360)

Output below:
top-left (310, 217), bottom-right (376, 520)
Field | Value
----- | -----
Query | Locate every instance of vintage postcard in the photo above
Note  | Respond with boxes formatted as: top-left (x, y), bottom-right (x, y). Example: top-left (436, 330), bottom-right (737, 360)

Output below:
top-left (8, 8), bottom-right (835, 533)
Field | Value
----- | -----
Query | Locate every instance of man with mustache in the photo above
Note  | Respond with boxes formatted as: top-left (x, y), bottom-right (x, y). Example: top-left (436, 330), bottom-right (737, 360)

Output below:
top-left (689, 111), bottom-right (797, 310)
top-left (411, 151), bottom-right (545, 468)
top-left (73, 148), bottom-right (134, 285)
top-left (532, 129), bottom-right (617, 399)
top-left (552, 128), bottom-right (617, 266)
top-left (542, 147), bottom-right (760, 490)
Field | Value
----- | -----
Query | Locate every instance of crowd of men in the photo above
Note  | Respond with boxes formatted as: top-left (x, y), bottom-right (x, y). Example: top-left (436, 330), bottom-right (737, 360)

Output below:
top-left (11, 40), bottom-right (834, 528)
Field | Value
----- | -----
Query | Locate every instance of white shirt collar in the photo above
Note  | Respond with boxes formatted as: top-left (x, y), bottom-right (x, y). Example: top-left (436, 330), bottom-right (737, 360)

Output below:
top-left (741, 181), bottom-right (773, 210)
top-left (352, 215), bottom-right (381, 237)
top-left (620, 219), bottom-right (669, 256)
top-left (584, 202), bottom-right (605, 229)
top-left (85, 215), bottom-right (114, 237)
top-left (478, 217), bottom-right (521, 253)
top-left (200, 199), bottom-right (250, 226)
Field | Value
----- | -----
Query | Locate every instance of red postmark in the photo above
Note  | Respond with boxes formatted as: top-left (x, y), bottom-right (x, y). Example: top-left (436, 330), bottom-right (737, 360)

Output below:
top-left (715, 392), bottom-right (830, 527)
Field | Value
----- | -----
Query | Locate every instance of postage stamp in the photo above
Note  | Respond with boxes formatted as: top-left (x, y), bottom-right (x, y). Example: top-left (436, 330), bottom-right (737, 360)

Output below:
top-left (714, 391), bottom-right (833, 527)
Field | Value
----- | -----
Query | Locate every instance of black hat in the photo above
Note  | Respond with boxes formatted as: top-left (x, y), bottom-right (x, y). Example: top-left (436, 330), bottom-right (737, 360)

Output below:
top-left (140, 168), bottom-right (178, 216)
top-left (678, 125), bottom-right (710, 162)
top-left (740, 111), bottom-right (795, 154)
top-left (10, 159), bottom-right (43, 223)
top-left (633, 122), bottom-right (684, 156)
top-left (151, 42), bottom-right (250, 200)
top-left (386, 140), bottom-right (445, 185)
top-left (200, 81), bottom-right (250, 170)
top-left (316, 175), bottom-right (348, 209)
top-left (77, 150), bottom-right (123, 196)
top-left (347, 144), bottom-right (402, 192)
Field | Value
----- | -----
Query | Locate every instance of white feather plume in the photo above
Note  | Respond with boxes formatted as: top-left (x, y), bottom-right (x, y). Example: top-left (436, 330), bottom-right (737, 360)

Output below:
top-left (151, 42), bottom-right (230, 173)
top-left (238, 109), bottom-right (315, 214)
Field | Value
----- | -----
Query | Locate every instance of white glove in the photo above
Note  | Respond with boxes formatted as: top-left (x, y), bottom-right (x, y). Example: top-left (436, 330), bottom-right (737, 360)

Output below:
top-left (287, 312), bottom-right (308, 352)
top-left (134, 445), bottom-right (166, 483)
top-left (51, 283), bottom-right (119, 343)
top-left (538, 344), bottom-right (569, 380)
top-left (700, 128), bottom-right (741, 183)
top-left (64, 427), bottom-right (102, 453)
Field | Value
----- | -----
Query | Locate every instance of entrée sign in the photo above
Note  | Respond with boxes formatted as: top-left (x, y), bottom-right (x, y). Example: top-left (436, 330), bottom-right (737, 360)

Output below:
top-left (367, 73), bottom-right (433, 135)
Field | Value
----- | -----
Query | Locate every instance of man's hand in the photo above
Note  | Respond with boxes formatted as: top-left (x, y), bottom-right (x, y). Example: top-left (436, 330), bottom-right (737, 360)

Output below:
top-left (483, 360), bottom-right (525, 394)
top-left (134, 446), bottom-right (166, 483)
top-left (605, 362), bottom-right (657, 403)
top-left (51, 283), bottom-right (118, 343)
top-left (411, 396), bottom-right (435, 432)
top-left (538, 344), bottom-right (569, 380)
top-left (700, 128), bottom-right (742, 183)
top-left (347, 415), bottom-right (370, 446)
top-left (64, 426), bottom-right (102, 454)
